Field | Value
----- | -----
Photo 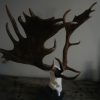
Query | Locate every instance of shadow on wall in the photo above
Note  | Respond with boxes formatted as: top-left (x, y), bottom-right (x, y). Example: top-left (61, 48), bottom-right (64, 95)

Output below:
top-left (97, 41), bottom-right (100, 81)
top-left (81, 40), bottom-right (100, 81)
top-left (81, 61), bottom-right (95, 81)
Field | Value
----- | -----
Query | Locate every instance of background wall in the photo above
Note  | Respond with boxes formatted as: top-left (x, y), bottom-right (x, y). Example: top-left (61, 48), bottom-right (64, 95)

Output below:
top-left (0, 0), bottom-right (100, 81)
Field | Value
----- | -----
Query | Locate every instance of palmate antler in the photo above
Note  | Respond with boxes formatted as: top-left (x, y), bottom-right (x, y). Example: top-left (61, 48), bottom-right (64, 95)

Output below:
top-left (52, 2), bottom-right (97, 79)
top-left (0, 5), bottom-right (65, 70)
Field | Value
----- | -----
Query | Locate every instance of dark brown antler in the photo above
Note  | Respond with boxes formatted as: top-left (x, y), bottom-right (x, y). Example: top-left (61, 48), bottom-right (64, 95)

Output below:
top-left (0, 2), bottom-right (96, 72)
top-left (54, 2), bottom-right (97, 79)
top-left (0, 5), bottom-right (65, 70)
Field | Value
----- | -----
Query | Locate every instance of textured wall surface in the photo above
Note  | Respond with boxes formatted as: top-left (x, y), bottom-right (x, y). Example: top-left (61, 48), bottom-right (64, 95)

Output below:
top-left (0, 0), bottom-right (100, 81)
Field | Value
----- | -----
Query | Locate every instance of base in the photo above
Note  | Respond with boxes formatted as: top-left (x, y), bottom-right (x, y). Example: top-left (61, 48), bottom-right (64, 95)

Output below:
top-left (37, 86), bottom-right (64, 100)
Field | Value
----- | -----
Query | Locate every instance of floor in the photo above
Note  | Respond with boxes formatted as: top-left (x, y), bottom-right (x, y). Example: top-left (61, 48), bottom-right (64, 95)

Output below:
top-left (0, 75), bottom-right (100, 100)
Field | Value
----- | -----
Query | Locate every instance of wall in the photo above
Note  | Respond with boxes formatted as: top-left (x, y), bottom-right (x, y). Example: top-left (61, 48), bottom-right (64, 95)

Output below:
top-left (0, 0), bottom-right (100, 81)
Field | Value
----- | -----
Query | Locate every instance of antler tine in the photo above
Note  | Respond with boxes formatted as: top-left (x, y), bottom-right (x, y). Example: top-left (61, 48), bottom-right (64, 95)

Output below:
top-left (18, 16), bottom-right (26, 31)
top-left (23, 12), bottom-right (30, 21)
top-left (89, 2), bottom-right (97, 11)
top-left (65, 65), bottom-right (80, 73)
top-left (63, 10), bottom-right (71, 24)
top-left (61, 73), bottom-right (80, 80)
top-left (69, 41), bottom-right (80, 46)
top-left (6, 5), bottom-right (23, 40)
top-left (18, 16), bottom-right (24, 23)
top-left (6, 23), bottom-right (17, 44)
top-left (44, 39), bottom-right (56, 55)
top-left (29, 8), bottom-right (36, 17)
top-left (55, 57), bottom-right (63, 71)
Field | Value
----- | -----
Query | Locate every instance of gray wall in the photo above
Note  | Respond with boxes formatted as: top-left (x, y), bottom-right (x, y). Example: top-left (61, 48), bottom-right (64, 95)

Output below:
top-left (0, 0), bottom-right (100, 81)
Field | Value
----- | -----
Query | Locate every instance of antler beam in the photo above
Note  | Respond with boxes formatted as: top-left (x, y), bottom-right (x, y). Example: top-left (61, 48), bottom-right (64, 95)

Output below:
top-left (54, 2), bottom-right (97, 79)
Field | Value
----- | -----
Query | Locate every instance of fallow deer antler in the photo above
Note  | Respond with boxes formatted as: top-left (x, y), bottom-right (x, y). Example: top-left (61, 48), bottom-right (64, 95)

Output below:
top-left (0, 5), bottom-right (65, 70)
top-left (54, 2), bottom-right (97, 79)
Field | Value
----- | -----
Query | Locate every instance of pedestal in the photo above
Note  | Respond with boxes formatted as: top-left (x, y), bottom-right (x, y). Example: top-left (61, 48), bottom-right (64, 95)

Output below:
top-left (37, 86), bottom-right (64, 100)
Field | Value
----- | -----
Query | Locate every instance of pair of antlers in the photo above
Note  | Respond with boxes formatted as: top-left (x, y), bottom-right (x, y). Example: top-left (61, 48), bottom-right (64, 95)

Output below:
top-left (0, 2), bottom-right (97, 80)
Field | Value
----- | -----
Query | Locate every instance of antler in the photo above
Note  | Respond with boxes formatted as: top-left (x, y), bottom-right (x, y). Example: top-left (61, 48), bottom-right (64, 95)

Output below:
top-left (0, 2), bottom-right (96, 72)
top-left (53, 2), bottom-right (97, 79)
top-left (0, 5), bottom-right (65, 70)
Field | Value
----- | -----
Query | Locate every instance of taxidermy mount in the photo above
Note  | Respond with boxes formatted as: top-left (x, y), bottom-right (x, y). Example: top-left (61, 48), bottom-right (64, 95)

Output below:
top-left (0, 2), bottom-right (96, 100)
